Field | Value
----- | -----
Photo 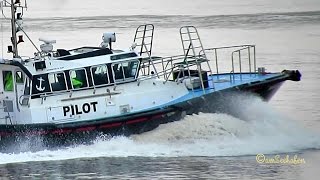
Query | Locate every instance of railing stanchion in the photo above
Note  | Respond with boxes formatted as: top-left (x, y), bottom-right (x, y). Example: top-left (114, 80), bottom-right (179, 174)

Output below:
top-left (214, 48), bottom-right (219, 80)
top-left (231, 52), bottom-right (235, 81)
top-left (253, 45), bottom-right (257, 73)
top-left (239, 51), bottom-right (242, 80)
top-left (248, 47), bottom-right (251, 74)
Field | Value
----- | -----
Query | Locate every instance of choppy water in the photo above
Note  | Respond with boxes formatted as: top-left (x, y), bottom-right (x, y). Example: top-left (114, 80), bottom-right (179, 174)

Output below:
top-left (1, 0), bottom-right (320, 179)
top-left (2, 11), bottom-right (320, 31)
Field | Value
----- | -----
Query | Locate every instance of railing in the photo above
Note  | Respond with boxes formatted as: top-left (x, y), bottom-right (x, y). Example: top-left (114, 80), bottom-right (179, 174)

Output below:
top-left (19, 78), bottom-right (132, 106)
top-left (139, 44), bottom-right (258, 88)
top-left (138, 54), bottom-right (205, 81)
top-left (200, 45), bottom-right (256, 81)
top-left (231, 45), bottom-right (256, 75)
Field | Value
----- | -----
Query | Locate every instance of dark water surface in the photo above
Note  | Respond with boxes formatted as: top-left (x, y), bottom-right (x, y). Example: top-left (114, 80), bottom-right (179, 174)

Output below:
top-left (1, 153), bottom-right (320, 179)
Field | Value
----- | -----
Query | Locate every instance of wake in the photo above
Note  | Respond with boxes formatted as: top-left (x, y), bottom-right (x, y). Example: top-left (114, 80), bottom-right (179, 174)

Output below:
top-left (0, 95), bottom-right (319, 164)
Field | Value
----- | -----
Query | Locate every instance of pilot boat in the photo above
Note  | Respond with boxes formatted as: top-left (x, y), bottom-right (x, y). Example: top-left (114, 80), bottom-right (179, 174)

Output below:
top-left (0, 0), bottom-right (301, 151)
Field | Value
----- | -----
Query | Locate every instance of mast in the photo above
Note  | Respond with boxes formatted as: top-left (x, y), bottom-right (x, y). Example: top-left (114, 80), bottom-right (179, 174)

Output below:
top-left (10, 0), bottom-right (18, 58)
top-left (2, 0), bottom-right (27, 58)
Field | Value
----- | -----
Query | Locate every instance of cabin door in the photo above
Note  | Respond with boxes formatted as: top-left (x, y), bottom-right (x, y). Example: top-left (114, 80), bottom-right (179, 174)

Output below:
top-left (0, 70), bottom-right (17, 124)
top-left (14, 70), bottom-right (26, 111)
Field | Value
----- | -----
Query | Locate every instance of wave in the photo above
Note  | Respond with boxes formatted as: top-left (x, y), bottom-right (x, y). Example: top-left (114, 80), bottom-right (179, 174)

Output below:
top-left (0, 94), bottom-right (319, 165)
top-left (1, 10), bottom-right (320, 31)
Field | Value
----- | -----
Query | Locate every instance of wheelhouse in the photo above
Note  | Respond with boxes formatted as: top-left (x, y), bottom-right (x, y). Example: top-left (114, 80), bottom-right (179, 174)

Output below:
top-left (30, 58), bottom-right (140, 98)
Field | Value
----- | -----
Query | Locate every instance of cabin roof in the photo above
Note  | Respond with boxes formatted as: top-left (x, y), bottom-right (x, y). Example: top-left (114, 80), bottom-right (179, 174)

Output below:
top-left (0, 47), bottom-right (139, 78)
top-left (20, 48), bottom-right (139, 76)
top-left (57, 47), bottom-right (113, 61)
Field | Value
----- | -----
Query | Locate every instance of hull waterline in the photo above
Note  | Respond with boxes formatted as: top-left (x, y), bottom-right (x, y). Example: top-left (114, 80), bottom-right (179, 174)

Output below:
top-left (0, 70), bottom-right (300, 152)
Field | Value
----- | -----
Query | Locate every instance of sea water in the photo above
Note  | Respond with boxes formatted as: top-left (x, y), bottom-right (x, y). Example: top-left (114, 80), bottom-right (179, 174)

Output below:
top-left (0, 0), bottom-right (320, 179)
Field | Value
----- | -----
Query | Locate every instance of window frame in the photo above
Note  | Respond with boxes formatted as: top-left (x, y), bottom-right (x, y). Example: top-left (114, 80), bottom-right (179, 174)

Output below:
top-left (69, 68), bottom-right (89, 90)
top-left (111, 59), bottom-right (140, 83)
top-left (48, 71), bottom-right (68, 92)
top-left (112, 63), bottom-right (125, 82)
top-left (24, 77), bottom-right (31, 96)
top-left (124, 60), bottom-right (139, 79)
top-left (90, 64), bottom-right (111, 87)
top-left (3, 70), bottom-right (14, 92)
top-left (15, 71), bottom-right (25, 84)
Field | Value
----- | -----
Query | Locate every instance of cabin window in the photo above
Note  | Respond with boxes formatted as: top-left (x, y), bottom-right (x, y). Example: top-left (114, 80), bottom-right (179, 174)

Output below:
top-left (48, 72), bottom-right (67, 92)
top-left (15, 71), bottom-right (24, 84)
top-left (112, 60), bottom-right (139, 82)
top-left (91, 65), bottom-right (109, 86)
top-left (3, 71), bottom-right (13, 91)
top-left (24, 78), bottom-right (31, 95)
top-left (112, 63), bottom-right (125, 82)
top-left (124, 61), bottom-right (139, 79)
top-left (69, 69), bottom-right (88, 89)
top-left (22, 78), bottom-right (31, 104)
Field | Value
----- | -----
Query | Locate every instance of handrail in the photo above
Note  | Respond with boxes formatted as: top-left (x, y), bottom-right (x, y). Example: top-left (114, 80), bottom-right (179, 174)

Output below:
top-left (200, 45), bottom-right (256, 76)
top-left (231, 45), bottom-right (255, 75)
top-left (202, 44), bottom-right (255, 51)
top-left (27, 77), bottom-right (137, 99)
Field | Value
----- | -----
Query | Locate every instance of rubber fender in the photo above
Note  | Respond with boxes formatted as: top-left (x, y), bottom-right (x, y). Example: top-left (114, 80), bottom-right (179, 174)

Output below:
top-left (282, 70), bottom-right (301, 81)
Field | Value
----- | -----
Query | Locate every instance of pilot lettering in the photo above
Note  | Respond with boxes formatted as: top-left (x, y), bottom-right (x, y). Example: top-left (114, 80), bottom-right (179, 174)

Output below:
top-left (63, 102), bottom-right (98, 116)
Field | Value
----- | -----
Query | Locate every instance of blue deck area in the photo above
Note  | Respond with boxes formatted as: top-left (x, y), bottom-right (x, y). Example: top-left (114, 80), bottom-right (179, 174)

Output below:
top-left (165, 73), bottom-right (282, 107)
top-left (208, 73), bottom-right (280, 91)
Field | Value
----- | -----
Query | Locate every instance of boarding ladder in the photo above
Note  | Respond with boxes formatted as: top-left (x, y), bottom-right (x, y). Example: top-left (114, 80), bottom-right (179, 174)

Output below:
top-left (175, 26), bottom-right (214, 92)
top-left (133, 24), bottom-right (159, 77)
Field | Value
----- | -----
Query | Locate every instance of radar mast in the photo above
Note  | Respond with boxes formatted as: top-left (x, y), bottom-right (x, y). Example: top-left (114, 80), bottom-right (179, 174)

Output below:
top-left (2, 0), bottom-right (27, 58)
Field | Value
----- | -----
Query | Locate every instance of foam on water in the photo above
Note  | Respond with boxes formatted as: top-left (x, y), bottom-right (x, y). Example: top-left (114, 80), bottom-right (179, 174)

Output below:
top-left (0, 95), bottom-right (319, 164)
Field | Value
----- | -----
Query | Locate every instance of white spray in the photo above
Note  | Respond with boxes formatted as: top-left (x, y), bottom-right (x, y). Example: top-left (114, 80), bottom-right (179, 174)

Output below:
top-left (0, 94), bottom-right (319, 164)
